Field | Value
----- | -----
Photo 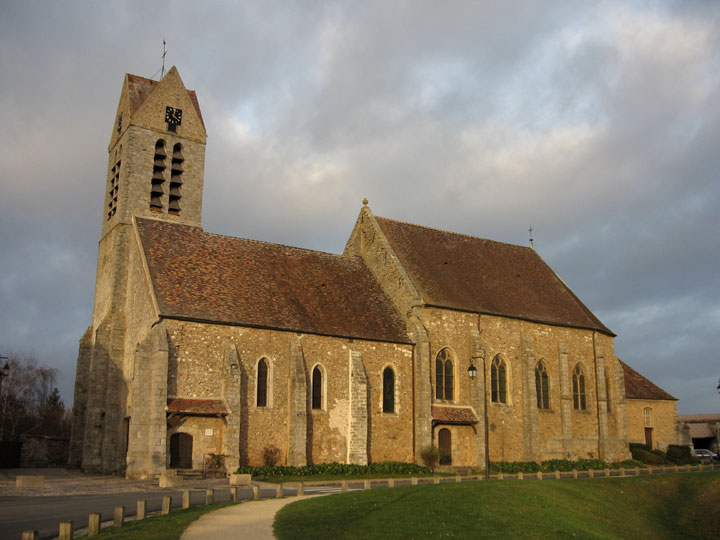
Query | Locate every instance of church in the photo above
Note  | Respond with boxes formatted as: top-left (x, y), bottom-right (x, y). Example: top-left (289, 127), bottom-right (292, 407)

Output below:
top-left (69, 67), bottom-right (637, 479)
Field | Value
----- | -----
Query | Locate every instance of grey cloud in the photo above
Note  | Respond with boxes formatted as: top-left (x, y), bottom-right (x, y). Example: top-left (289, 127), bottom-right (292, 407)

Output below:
top-left (0, 1), bottom-right (718, 414)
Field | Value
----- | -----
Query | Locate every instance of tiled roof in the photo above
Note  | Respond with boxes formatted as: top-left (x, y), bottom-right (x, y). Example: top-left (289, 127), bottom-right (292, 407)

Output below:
top-left (167, 398), bottom-right (228, 416)
top-left (620, 360), bottom-right (677, 401)
top-left (678, 414), bottom-right (720, 423)
top-left (136, 218), bottom-right (411, 344)
top-left (375, 217), bottom-right (613, 335)
top-left (126, 73), bottom-right (205, 128)
top-left (688, 423), bottom-right (715, 438)
top-left (431, 406), bottom-right (478, 425)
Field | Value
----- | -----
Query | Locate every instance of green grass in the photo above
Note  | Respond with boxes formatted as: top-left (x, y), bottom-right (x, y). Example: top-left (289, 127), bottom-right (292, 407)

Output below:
top-left (85, 501), bottom-right (238, 539)
top-left (274, 472), bottom-right (720, 540)
top-left (255, 472), bottom-right (454, 483)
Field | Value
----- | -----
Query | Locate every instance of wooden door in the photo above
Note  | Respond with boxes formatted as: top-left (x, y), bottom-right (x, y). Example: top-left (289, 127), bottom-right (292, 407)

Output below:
top-left (170, 433), bottom-right (193, 469)
top-left (438, 428), bottom-right (452, 465)
top-left (644, 427), bottom-right (653, 449)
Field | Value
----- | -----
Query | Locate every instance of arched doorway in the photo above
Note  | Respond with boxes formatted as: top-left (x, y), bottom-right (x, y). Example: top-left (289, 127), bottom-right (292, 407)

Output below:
top-left (170, 433), bottom-right (193, 469)
top-left (438, 428), bottom-right (452, 465)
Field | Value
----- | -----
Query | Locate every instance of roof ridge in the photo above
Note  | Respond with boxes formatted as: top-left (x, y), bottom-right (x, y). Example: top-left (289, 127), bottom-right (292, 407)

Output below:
top-left (136, 216), bottom-right (354, 261)
top-left (375, 215), bottom-right (531, 251)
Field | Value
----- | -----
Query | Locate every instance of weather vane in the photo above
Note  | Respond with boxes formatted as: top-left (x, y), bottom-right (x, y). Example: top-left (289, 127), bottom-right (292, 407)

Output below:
top-left (529, 226), bottom-right (534, 249)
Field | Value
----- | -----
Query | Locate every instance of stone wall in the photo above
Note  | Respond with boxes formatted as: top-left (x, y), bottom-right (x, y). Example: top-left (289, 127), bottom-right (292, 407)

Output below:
top-left (626, 398), bottom-right (679, 451)
top-left (165, 320), bottom-right (415, 467)
top-left (418, 307), bottom-right (629, 464)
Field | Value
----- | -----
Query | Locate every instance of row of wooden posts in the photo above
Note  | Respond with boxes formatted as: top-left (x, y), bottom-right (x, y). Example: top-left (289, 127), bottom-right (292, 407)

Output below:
top-left (20, 462), bottom-right (719, 540)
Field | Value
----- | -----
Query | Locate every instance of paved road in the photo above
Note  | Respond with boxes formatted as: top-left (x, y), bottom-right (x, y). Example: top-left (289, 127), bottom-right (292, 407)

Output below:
top-left (1, 486), bottom-right (288, 540)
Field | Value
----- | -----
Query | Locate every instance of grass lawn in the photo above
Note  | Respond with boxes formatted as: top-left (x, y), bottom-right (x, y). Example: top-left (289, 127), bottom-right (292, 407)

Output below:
top-left (86, 501), bottom-right (238, 539)
top-left (254, 472), bottom-right (455, 483)
top-left (274, 472), bottom-right (720, 540)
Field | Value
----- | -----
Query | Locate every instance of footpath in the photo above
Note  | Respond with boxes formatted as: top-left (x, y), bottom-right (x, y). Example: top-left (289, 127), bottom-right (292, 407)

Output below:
top-left (181, 495), bottom-right (322, 540)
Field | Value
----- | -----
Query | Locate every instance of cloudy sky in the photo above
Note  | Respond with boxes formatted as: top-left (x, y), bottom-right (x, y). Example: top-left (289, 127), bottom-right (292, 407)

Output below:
top-left (1, 1), bottom-right (718, 414)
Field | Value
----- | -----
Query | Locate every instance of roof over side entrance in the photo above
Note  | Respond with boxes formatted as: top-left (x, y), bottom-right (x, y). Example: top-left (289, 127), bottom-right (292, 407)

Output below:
top-left (135, 217), bottom-right (411, 344)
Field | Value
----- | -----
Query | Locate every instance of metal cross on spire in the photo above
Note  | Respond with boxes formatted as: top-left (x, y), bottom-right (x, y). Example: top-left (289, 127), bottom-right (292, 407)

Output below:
top-left (529, 226), bottom-right (534, 249)
top-left (161, 40), bottom-right (167, 78)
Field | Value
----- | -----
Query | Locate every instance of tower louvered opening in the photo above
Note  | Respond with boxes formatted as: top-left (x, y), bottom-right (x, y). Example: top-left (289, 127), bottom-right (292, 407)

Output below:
top-left (168, 143), bottom-right (184, 215)
top-left (151, 139), bottom-right (167, 211)
top-left (107, 146), bottom-right (121, 220)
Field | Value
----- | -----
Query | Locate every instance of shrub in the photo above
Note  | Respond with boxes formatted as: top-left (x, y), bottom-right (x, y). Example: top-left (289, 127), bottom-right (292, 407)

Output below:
top-left (262, 444), bottom-right (282, 466)
top-left (419, 446), bottom-right (444, 470)
top-left (630, 447), bottom-right (666, 465)
top-left (666, 445), bottom-right (698, 465)
top-left (236, 461), bottom-right (431, 478)
top-left (611, 459), bottom-right (646, 469)
top-left (491, 461), bottom-right (540, 474)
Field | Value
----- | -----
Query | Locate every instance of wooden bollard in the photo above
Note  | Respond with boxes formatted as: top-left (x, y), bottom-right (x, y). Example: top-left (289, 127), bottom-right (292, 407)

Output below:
top-left (621, 468), bottom-right (626, 477)
top-left (88, 513), bottom-right (101, 536)
top-left (182, 490), bottom-right (191, 509)
top-left (518, 472), bottom-right (524, 480)
top-left (276, 483), bottom-right (283, 498)
top-left (498, 472), bottom-right (504, 480)
top-left (434, 476), bottom-right (440, 484)
top-left (537, 471), bottom-right (542, 480)
top-left (206, 489), bottom-right (214, 504)
top-left (605, 468), bottom-right (610, 477)
top-left (555, 470), bottom-right (560, 480)
top-left (634, 467), bottom-right (639, 476)
top-left (455, 475), bottom-right (461, 483)
top-left (411, 477), bottom-right (417, 486)
top-left (364, 479), bottom-right (371, 490)
top-left (137, 500), bottom-right (146, 520)
top-left (21, 531), bottom-right (39, 540)
top-left (162, 496), bottom-right (172, 515)
top-left (252, 484), bottom-right (260, 500)
top-left (59, 522), bottom-right (73, 540)
top-left (387, 479), bottom-right (394, 488)
top-left (230, 486), bottom-right (239, 501)
top-left (674, 465), bottom-right (679, 473)
top-left (341, 480), bottom-right (348, 492)
top-left (588, 468), bottom-right (594, 478)
top-left (113, 506), bottom-right (124, 527)
top-left (572, 469), bottom-right (578, 479)
top-left (297, 482), bottom-right (304, 496)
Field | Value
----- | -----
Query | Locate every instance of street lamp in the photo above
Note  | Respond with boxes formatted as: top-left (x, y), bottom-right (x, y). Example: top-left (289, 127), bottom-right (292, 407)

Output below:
top-left (467, 361), bottom-right (478, 380)
top-left (471, 354), bottom-right (490, 479)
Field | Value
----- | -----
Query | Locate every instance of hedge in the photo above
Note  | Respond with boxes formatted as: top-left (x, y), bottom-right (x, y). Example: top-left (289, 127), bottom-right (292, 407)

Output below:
top-left (236, 461), bottom-right (432, 477)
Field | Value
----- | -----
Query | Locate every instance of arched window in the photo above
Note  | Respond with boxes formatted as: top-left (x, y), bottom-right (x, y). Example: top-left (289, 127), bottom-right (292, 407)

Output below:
top-left (491, 355), bottom-right (507, 403)
top-left (605, 369), bottom-right (612, 413)
top-left (383, 367), bottom-right (395, 413)
top-left (257, 358), bottom-right (268, 407)
top-left (572, 364), bottom-right (586, 410)
top-left (535, 361), bottom-right (550, 409)
top-left (312, 366), bottom-right (323, 410)
top-left (435, 348), bottom-right (454, 401)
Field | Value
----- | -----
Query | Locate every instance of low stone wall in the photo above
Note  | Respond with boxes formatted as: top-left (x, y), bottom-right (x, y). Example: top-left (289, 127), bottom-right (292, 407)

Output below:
top-left (21, 436), bottom-right (70, 468)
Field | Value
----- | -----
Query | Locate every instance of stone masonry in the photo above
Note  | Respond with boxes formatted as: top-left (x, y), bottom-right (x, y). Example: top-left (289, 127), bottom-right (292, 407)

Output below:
top-left (70, 67), bottom-right (651, 479)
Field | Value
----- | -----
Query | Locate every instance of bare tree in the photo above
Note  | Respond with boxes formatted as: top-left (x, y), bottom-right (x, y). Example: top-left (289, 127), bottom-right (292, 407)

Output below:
top-left (0, 353), bottom-right (58, 440)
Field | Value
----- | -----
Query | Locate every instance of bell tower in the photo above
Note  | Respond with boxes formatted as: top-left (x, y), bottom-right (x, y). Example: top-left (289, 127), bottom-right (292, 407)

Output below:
top-left (69, 67), bottom-right (207, 474)
top-left (103, 65), bottom-right (206, 235)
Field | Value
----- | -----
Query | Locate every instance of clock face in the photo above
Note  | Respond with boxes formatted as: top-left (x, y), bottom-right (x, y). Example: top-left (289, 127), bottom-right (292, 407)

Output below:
top-left (165, 106), bottom-right (183, 126)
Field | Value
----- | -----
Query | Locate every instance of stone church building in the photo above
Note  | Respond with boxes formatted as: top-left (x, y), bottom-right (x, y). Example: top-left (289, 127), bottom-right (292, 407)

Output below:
top-left (70, 67), bottom-right (635, 479)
